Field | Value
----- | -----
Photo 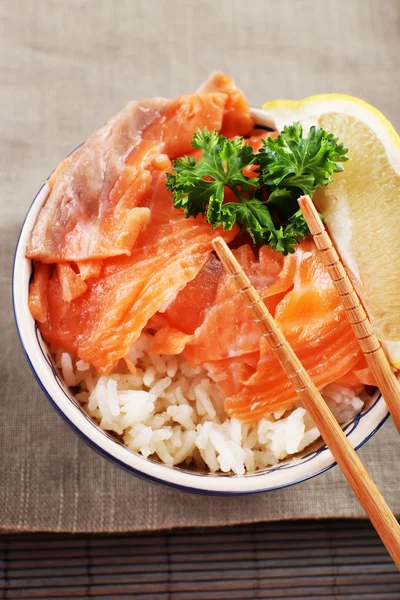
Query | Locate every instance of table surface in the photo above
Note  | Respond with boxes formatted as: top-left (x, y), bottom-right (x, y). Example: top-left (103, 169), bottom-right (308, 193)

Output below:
top-left (2, 10), bottom-right (399, 598)
top-left (1, 0), bottom-right (400, 535)
top-left (1, 519), bottom-right (400, 599)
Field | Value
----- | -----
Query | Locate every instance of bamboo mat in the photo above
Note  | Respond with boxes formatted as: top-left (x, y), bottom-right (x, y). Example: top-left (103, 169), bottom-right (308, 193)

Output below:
top-left (1, 520), bottom-right (400, 599)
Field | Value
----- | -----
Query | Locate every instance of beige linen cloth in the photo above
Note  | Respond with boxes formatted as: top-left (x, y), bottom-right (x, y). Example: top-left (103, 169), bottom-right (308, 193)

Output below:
top-left (1, 0), bottom-right (399, 533)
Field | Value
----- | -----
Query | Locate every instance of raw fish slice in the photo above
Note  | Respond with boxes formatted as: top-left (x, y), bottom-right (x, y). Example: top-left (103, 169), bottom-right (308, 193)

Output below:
top-left (76, 260), bottom-right (103, 280)
top-left (150, 328), bottom-right (193, 355)
top-left (26, 97), bottom-right (171, 262)
top-left (205, 354), bottom-right (260, 396)
top-left (162, 254), bottom-right (223, 335)
top-left (37, 170), bottom-right (238, 373)
top-left (142, 92), bottom-right (228, 159)
top-left (333, 358), bottom-right (376, 388)
top-left (224, 324), bottom-right (364, 421)
top-left (221, 242), bottom-right (375, 421)
top-left (184, 245), bottom-right (296, 364)
top-left (28, 263), bottom-right (50, 323)
top-left (143, 254), bottom-right (223, 355)
top-left (57, 263), bottom-right (87, 302)
top-left (26, 93), bottom-right (227, 263)
top-left (197, 71), bottom-right (254, 137)
top-left (276, 241), bottom-right (346, 345)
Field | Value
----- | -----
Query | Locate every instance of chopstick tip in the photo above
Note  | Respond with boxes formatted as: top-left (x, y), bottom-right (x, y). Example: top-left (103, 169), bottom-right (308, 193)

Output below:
top-left (297, 194), bottom-right (311, 208)
top-left (212, 236), bottom-right (226, 253)
top-left (298, 195), bottom-right (325, 235)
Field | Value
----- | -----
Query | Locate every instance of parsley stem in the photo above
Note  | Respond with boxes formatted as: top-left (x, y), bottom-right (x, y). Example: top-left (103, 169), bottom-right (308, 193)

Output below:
top-left (229, 185), bottom-right (251, 205)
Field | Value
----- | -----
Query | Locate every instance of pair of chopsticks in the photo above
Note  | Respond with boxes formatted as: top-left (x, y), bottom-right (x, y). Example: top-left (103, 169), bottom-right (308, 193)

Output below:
top-left (212, 194), bottom-right (400, 570)
top-left (298, 196), bottom-right (400, 431)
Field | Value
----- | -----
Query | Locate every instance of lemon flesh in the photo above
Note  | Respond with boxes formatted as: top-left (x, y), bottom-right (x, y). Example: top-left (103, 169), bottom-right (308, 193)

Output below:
top-left (261, 96), bottom-right (400, 368)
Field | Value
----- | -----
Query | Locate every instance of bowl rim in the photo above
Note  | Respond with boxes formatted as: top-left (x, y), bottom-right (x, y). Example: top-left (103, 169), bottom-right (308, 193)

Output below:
top-left (12, 108), bottom-right (390, 495)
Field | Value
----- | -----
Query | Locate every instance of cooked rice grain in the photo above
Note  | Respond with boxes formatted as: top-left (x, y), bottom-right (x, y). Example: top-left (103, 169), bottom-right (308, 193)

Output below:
top-left (60, 333), bottom-right (364, 475)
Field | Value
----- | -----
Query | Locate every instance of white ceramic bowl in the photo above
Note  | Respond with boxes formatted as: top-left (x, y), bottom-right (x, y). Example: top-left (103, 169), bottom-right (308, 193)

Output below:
top-left (12, 108), bottom-right (389, 495)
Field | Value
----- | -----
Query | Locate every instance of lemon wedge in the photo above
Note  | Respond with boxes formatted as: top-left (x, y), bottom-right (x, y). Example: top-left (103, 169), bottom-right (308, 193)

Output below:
top-left (261, 95), bottom-right (400, 368)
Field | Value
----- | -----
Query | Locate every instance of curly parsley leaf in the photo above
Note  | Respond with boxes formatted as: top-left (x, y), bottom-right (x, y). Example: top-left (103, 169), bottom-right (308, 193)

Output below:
top-left (166, 128), bottom-right (257, 219)
top-left (166, 123), bottom-right (347, 255)
top-left (210, 198), bottom-right (275, 245)
top-left (258, 123), bottom-right (348, 200)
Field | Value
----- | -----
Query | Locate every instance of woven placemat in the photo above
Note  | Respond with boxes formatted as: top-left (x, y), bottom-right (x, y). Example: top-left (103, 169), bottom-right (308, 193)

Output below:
top-left (1, 0), bottom-right (399, 533)
top-left (2, 520), bottom-right (400, 598)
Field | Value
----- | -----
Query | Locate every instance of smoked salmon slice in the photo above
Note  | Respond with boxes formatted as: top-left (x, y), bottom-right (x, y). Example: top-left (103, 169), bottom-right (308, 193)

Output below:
top-left (28, 263), bottom-right (50, 324)
top-left (148, 242), bottom-right (294, 358)
top-left (143, 254), bottom-right (223, 355)
top-left (57, 263), bottom-right (88, 303)
top-left (26, 97), bottom-right (171, 263)
top-left (26, 92), bottom-right (229, 263)
top-left (184, 244), bottom-right (296, 364)
top-left (162, 254), bottom-right (224, 335)
top-left (150, 328), bottom-right (193, 356)
top-left (37, 169), bottom-right (238, 373)
top-left (198, 71), bottom-right (254, 137)
top-left (76, 260), bottom-right (103, 281)
top-left (217, 241), bottom-right (375, 421)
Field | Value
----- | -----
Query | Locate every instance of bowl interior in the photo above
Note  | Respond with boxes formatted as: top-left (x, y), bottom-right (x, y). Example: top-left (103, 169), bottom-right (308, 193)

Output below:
top-left (23, 316), bottom-right (388, 493)
top-left (12, 111), bottom-right (390, 494)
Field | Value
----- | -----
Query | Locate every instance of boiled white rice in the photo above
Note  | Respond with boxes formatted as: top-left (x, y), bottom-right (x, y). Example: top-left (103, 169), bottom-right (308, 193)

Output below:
top-left (57, 332), bottom-right (365, 476)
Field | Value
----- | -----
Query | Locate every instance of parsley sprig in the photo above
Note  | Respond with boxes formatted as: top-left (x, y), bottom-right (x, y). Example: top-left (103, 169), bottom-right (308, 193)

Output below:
top-left (166, 123), bottom-right (348, 255)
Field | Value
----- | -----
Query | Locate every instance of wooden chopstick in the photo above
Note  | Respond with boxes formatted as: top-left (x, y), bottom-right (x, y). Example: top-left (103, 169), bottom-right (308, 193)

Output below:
top-left (298, 195), bottom-right (400, 433)
top-left (212, 236), bottom-right (400, 570)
